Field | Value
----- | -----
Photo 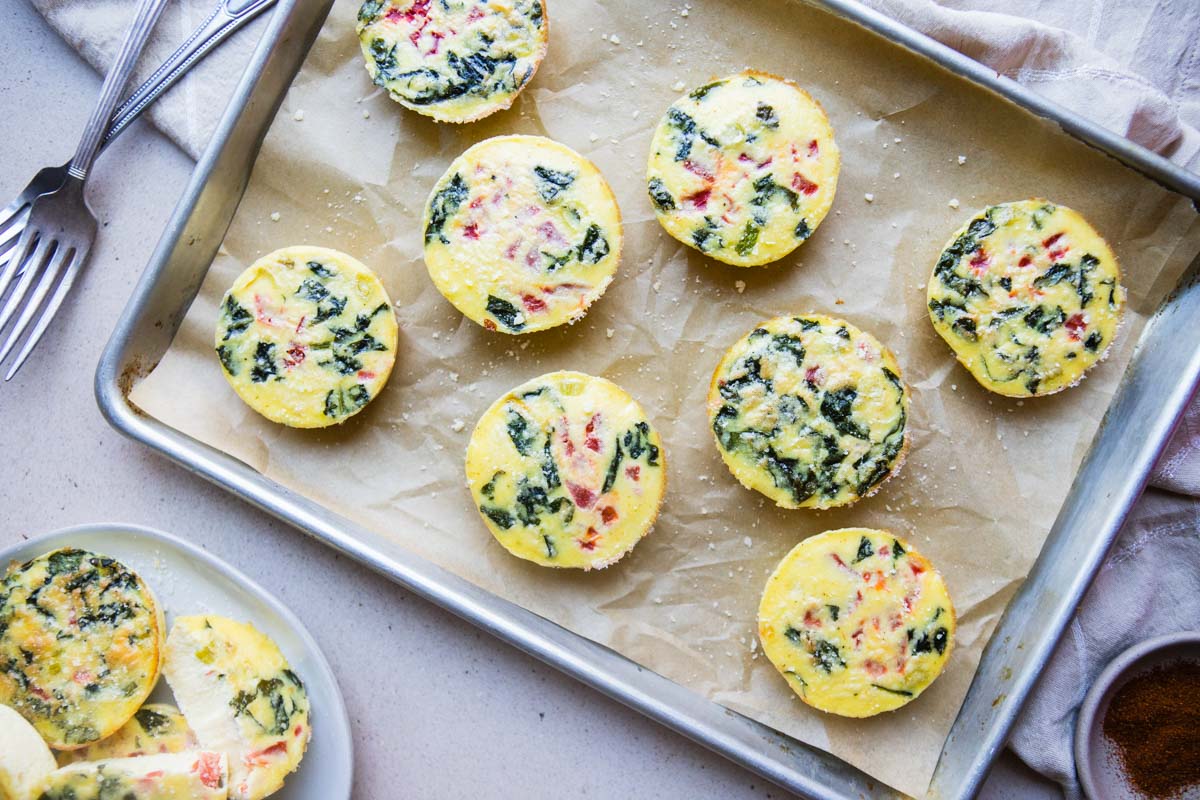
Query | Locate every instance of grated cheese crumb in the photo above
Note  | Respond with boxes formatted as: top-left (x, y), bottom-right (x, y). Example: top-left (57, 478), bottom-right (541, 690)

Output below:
top-left (864, 193), bottom-right (875, 203)
top-left (957, 154), bottom-right (967, 165)
top-left (292, 110), bottom-right (305, 121)
top-left (735, 280), bottom-right (746, 294)
top-left (606, 328), bottom-right (615, 338)
top-left (269, 211), bottom-right (281, 222)
top-left (948, 198), bottom-right (961, 209)
top-left (671, 80), bottom-right (687, 92)
top-left (450, 419), bottom-right (466, 433)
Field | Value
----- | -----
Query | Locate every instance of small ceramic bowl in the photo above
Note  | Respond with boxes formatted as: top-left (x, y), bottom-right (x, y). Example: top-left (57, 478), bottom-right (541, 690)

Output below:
top-left (1074, 631), bottom-right (1200, 799)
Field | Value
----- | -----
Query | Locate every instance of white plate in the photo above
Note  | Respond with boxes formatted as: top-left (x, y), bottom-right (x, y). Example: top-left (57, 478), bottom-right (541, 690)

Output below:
top-left (1, 523), bottom-right (353, 799)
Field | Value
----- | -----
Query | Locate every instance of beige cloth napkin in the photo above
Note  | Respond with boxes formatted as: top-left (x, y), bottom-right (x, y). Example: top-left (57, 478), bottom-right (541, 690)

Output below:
top-left (31, 0), bottom-right (268, 159)
top-left (32, 0), bottom-right (1200, 797)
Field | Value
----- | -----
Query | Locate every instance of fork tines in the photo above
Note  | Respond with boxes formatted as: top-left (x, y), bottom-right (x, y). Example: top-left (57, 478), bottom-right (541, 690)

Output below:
top-left (0, 193), bottom-right (94, 381)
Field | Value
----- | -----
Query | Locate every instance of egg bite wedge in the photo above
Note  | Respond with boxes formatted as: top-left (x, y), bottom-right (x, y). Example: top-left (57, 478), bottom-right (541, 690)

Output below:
top-left (927, 200), bottom-right (1125, 397)
top-left (0, 703), bottom-right (57, 800)
top-left (758, 528), bottom-right (955, 717)
top-left (422, 135), bottom-right (623, 334)
top-left (214, 246), bottom-right (398, 428)
top-left (708, 315), bottom-right (909, 510)
top-left (57, 704), bottom-right (197, 765)
top-left (646, 70), bottom-right (839, 267)
top-left (35, 752), bottom-right (228, 800)
top-left (162, 616), bottom-right (310, 800)
top-left (466, 371), bottom-right (666, 569)
top-left (0, 548), bottom-right (165, 750)
top-left (357, 0), bottom-right (548, 123)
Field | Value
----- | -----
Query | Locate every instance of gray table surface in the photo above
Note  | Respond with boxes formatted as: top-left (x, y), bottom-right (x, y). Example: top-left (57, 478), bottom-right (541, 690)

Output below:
top-left (0, 1), bottom-right (1055, 796)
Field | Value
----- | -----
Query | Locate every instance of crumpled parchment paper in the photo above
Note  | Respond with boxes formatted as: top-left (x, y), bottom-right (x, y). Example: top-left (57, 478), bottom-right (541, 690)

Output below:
top-left (128, 0), bottom-right (1200, 794)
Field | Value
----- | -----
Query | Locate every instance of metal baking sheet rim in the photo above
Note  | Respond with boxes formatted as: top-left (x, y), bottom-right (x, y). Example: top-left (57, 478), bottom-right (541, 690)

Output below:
top-left (91, 0), bottom-right (1200, 797)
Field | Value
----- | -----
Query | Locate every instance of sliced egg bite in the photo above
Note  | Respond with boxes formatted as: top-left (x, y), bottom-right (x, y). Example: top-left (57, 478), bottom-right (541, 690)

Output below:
top-left (708, 315), bottom-right (909, 510)
top-left (0, 703), bottom-right (57, 800)
top-left (214, 245), bottom-right (399, 428)
top-left (646, 70), bottom-right (839, 267)
top-left (36, 752), bottom-right (228, 800)
top-left (357, 0), bottom-right (548, 122)
top-left (758, 528), bottom-right (955, 717)
top-left (927, 199), bottom-right (1125, 397)
top-left (0, 549), bottom-right (165, 750)
top-left (58, 704), bottom-right (196, 765)
top-left (163, 616), bottom-right (310, 800)
top-left (423, 135), bottom-right (623, 334)
top-left (466, 371), bottom-right (666, 569)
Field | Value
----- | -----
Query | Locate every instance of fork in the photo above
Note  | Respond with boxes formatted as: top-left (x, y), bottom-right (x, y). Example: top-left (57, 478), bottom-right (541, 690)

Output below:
top-left (0, 0), bottom-right (278, 279)
top-left (0, 0), bottom-right (277, 379)
top-left (0, 0), bottom-right (170, 379)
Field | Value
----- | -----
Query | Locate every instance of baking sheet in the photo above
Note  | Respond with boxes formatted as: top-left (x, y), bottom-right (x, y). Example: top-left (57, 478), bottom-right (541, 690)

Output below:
top-left (127, 0), bottom-right (1200, 794)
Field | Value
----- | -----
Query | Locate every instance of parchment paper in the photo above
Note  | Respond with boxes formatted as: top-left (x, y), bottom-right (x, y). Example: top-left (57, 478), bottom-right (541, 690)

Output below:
top-left (128, 0), bottom-right (1200, 794)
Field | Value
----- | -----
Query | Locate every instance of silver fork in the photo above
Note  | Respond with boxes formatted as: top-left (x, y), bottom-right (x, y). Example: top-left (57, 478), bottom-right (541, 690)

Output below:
top-left (0, 0), bottom-right (277, 379)
top-left (0, 0), bottom-right (170, 379)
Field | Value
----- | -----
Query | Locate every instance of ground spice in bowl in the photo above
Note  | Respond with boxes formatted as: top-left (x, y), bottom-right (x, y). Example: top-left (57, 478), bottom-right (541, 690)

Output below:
top-left (1101, 660), bottom-right (1200, 798)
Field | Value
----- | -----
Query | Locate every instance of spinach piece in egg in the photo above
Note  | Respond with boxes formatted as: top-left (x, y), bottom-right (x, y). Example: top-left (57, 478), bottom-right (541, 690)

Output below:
top-left (486, 295), bottom-right (525, 331)
top-left (425, 173), bottom-right (469, 244)
top-left (532, 166), bottom-right (575, 203)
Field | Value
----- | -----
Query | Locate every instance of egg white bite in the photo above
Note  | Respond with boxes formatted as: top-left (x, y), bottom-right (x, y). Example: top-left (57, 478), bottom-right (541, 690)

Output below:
top-left (708, 315), bottom-right (909, 510)
top-left (37, 752), bottom-right (228, 800)
top-left (0, 549), bottom-right (165, 750)
top-left (163, 616), bottom-right (310, 800)
top-left (357, 0), bottom-right (548, 123)
top-left (57, 704), bottom-right (196, 765)
top-left (423, 135), bottom-right (622, 334)
top-left (646, 70), bottom-right (839, 267)
top-left (759, 528), bottom-right (955, 717)
top-left (0, 704), bottom-right (56, 800)
top-left (466, 371), bottom-right (666, 569)
top-left (214, 245), bottom-right (399, 428)
top-left (927, 199), bottom-right (1125, 397)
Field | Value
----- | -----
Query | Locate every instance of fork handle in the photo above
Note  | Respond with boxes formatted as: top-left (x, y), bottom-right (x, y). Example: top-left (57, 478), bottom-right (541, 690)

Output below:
top-left (69, 0), bottom-right (172, 180)
top-left (103, 0), bottom-right (278, 148)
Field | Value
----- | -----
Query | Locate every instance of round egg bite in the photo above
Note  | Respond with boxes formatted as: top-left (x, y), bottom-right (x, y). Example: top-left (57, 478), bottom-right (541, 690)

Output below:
top-left (758, 528), bottom-right (956, 717)
top-left (927, 199), bottom-right (1125, 397)
top-left (164, 616), bottom-right (310, 800)
top-left (645, 70), bottom-right (840, 267)
top-left (356, 0), bottom-right (548, 123)
top-left (0, 548), bottom-right (166, 750)
top-left (423, 135), bottom-right (623, 334)
top-left (708, 315), bottom-right (909, 510)
top-left (466, 371), bottom-right (666, 569)
top-left (58, 704), bottom-right (197, 765)
top-left (214, 246), bottom-right (399, 428)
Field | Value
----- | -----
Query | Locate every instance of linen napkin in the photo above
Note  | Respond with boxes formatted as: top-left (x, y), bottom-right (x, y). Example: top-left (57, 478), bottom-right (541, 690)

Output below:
top-left (30, 0), bottom-right (1200, 796)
